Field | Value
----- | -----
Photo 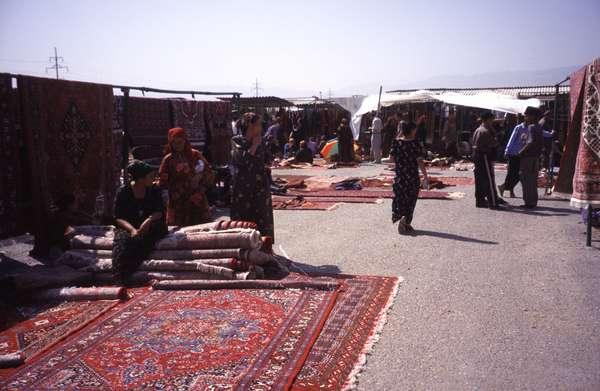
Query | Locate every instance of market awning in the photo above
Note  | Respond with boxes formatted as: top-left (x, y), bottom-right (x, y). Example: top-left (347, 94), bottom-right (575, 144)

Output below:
top-left (347, 90), bottom-right (542, 140)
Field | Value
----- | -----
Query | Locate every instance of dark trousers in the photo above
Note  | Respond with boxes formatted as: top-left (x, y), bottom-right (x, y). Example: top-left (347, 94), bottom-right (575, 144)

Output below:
top-left (474, 153), bottom-right (499, 206)
top-left (520, 156), bottom-right (539, 207)
top-left (112, 220), bottom-right (167, 282)
top-left (542, 138), bottom-right (553, 169)
top-left (501, 155), bottom-right (521, 191)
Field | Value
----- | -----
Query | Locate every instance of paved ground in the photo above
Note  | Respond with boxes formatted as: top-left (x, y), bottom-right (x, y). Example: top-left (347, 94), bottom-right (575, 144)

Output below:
top-left (1, 164), bottom-right (598, 390)
top-left (273, 163), bottom-right (600, 391)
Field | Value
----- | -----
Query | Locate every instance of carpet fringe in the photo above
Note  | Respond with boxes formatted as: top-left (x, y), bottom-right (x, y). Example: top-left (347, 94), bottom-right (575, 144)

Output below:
top-left (342, 276), bottom-right (404, 391)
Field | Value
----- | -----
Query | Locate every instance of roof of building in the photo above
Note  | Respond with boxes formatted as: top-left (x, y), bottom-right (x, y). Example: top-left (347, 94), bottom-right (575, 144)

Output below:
top-left (386, 85), bottom-right (570, 98)
top-left (218, 96), bottom-right (293, 107)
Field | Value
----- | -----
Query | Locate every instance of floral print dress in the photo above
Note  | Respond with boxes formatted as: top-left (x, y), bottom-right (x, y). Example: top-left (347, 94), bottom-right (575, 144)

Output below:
top-left (390, 138), bottom-right (423, 224)
top-left (159, 149), bottom-right (215, 226)
top-left (230, 135), bottom-right (274, 239)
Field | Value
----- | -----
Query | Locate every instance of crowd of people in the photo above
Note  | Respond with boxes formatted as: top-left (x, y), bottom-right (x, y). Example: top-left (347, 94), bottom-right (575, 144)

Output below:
top-left (52, 105), bottom-right (555, 278)
top-left (390, 105), bottom-right (551, 236)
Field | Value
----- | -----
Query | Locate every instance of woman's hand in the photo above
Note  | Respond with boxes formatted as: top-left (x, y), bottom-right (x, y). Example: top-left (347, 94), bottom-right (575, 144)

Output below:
top-left (191, 173), bottom-right (202, 189)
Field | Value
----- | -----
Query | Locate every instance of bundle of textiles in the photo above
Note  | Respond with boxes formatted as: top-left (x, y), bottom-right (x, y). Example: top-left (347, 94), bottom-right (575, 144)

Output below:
top-left (57, 222), bottom-right (290, 283)
top-left (30, 286), bottom-right (126, 302)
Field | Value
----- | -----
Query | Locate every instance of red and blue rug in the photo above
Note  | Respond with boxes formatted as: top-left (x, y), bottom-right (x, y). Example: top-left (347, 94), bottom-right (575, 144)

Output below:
top-left (1, 288), bottom-right (337, 390)
top-left (0, 275), bottom-right (400, 390)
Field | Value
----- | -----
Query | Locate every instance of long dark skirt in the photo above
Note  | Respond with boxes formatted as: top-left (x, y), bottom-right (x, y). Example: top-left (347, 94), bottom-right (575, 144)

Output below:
top-left (112, 220), bottom-right (168, 282)
top-left (392, 174), bottom-right (420, 224)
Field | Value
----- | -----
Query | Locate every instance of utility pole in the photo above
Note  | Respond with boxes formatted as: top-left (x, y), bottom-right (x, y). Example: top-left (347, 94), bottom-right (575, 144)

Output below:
top-left (46, 47), bottom-right (68, 79)
top-left (328, 89), bottom-right (332, 99)
top-left (254, 78), bottom-right (261, 97)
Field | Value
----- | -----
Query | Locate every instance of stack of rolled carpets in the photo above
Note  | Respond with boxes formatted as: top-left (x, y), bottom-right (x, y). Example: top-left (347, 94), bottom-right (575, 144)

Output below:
top-left (70, 228), bottom-right (262, 251)
top-left (57, 222), bottom-right (288, 284)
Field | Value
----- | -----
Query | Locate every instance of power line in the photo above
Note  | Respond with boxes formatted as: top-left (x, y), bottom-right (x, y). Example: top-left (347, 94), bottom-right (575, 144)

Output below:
top-left (46, 47), bottom-right (69, 79)
top-left (252, 78), bottom-right (263, 97)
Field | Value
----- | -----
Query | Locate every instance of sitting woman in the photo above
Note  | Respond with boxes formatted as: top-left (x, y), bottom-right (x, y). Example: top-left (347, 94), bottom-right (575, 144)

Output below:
top-left (113, 160), bottom-right (168, 284)
top-left (231, 112), bottom-right (275, 240)
top-left (159, 127), bottom-right (215, 226)
top-left (283, 137), bottom-right (297, 159)
top-left (294, 140), bottom-right (314, 164)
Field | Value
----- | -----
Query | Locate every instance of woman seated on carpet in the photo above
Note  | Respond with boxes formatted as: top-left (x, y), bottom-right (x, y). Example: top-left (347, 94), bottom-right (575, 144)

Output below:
top-left (293, 140), bottom-right (314, 164)
top-left (389, 121), bottom-right (429, 235)
top-left (113, 160), bottom-right (168, 284)
top-left (231, 112), bottom-right (275, 241)
top-left (159, 127), bottom-right (215, 226)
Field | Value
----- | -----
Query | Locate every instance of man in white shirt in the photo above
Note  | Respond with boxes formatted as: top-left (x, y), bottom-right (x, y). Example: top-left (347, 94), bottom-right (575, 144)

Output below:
top-left (371, 113), bottom-right (383, 163)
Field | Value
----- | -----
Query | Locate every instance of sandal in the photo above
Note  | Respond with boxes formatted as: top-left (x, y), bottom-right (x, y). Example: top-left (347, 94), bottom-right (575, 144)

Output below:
top-left (497, 184), bottom-right (505, 197)
top-left (397, 217), bottom-right (409, 235)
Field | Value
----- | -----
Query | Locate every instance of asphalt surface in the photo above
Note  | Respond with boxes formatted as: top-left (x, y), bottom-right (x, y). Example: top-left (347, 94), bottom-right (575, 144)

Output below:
top-left (273, 163), bottom-right (600, 391)
top-left (1, 164), bottom-right (598, 390)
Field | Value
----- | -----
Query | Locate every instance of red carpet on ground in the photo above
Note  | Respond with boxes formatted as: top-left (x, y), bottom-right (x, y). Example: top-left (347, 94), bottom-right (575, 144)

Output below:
top-left (0, 274), bottom-right (400, 390)
top-left (0, 299), bottom-right (120, 366)
top-left (1, 288), bottom-right (337, 390)
top-left (291, 274), bottom-right (399, 391)
top-left (289, 189), bottom-right (455, 200)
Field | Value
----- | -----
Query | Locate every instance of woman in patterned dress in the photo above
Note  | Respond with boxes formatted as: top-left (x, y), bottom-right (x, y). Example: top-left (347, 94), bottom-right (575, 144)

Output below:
top-left (389, 121), bottom-right (429, 234)
top-left (230, 113), bottom-right (275, 240)
top-left (159, 127), bottom-right (215, 226)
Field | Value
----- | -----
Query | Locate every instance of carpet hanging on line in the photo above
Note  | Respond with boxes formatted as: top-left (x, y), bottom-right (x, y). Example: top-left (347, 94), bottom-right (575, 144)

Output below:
top-left (554, 64), bottom-right (588, 197)
top-left (125, 96), bottom-right (173, 146)
top-left (0, 73), bottom-right (23, 238)
top-left (170, 99), bottom-right (207, 143)
top-left (1, 288), bottom-right (338, 390)
top-left (205, 101), bottom-right (233, 166)
top-left (571, 58), bottom-right (600, 207)
top-left (17, 76), bottom-right (119, 253)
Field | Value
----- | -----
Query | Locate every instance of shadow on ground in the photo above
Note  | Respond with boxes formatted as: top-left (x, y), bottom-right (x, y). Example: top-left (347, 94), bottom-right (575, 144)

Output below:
top-left (412, 230), bottom-right (499, 245)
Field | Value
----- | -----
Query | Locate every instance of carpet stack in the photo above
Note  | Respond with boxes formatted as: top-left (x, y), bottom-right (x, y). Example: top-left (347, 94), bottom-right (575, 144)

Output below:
top-left (56, 221), bottom-right (289, 284)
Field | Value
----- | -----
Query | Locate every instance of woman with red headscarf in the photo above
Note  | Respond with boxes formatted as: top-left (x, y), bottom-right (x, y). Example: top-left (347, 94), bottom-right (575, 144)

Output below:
top-left (159, 127), bottom-right (215, 226)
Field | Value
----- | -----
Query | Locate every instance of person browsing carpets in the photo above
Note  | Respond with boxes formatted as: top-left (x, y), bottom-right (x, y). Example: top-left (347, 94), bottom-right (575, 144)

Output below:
top-left (159, 127), bottom-right (215, 226)
top-left (389, 121), bottom-right (429, 235)
top-left (231, 112), bottom-right (275, 241)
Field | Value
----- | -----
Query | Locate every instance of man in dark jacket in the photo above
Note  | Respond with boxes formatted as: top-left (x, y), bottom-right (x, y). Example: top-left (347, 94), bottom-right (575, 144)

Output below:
top-left (472, 112), bottom-right (506, 209)
top-left (517, 107), bottom-right (544, 208)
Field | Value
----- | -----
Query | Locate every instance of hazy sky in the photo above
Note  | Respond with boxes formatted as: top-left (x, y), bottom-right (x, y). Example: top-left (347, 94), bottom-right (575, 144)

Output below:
top-left (1, 0), bottom-right (599, 97)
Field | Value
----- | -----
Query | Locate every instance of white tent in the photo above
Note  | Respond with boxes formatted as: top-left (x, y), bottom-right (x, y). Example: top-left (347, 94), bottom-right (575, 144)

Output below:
top-left (344, 91), bottom-right (542, 140)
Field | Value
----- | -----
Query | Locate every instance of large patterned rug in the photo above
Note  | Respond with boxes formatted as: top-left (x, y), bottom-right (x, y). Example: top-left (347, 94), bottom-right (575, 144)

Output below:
top-left (1, 288), bottom-right (338, 390)
top-left (0, 275), bottom-right (400, 390)
top-left (0, 299), bottom-right (120, 365)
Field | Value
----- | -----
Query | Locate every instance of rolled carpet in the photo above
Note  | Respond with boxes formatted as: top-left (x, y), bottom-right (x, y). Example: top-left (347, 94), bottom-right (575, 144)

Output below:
top-left (149, 248), bottom-right (245, 260)
top-left (71, 228), bottom-right (262, 251)
top-left (138, 260), bottom-right (241, 279)
top-left (178, 220), bottom-right (258, 234)
top-left (152, 279), bottom-right (340, 291)
top-left (30, 286), bottom-right (126, 301)
top-left (0, 352), bottom-right (25, 368)
top-left (93, 270), bottom-right (255, 285)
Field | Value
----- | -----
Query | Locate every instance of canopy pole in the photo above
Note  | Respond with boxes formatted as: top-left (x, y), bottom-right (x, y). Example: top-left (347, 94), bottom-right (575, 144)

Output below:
top-left (546, 76), bottom-right (569, 195)
top-left (376, 85), bottom-right (383, 116)
top-left (587, 206), bottom-right (593, 247)
top-left (121, 88), bottom-right (130, 184)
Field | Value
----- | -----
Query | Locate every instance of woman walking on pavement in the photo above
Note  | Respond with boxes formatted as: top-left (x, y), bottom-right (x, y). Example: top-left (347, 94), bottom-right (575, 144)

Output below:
top-left (390, 121), bottom-right (429, 235)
